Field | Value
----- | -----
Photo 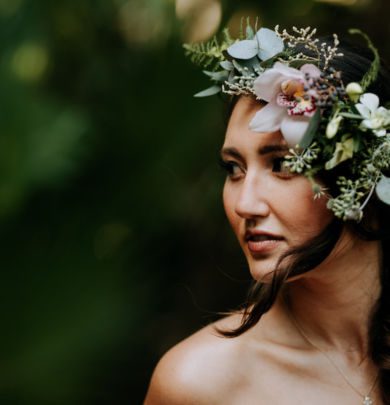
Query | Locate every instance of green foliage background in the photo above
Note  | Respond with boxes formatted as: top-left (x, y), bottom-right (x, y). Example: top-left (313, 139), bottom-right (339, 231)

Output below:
top-left (0, 0), bottom-right (388, 404)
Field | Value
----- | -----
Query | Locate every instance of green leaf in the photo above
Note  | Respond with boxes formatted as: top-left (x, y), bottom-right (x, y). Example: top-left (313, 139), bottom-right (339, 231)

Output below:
top-left (246, 25), bottom-right (255, 40)
top-left (232, 59), bottom-right (246, 73)
top-left (183, 35), bottom-right (230, 71)
top-left (260, 51), bottom-right (289, 68)
top-left (325, 138), bottom-right (354, 170)
top-left (220, 60), bottom-right (234, 70)
top-left (339, 112), bottom-right (364, 120)
top-left (256, 28), bottom-right (285, 61)
top-left (353, 136), bottom-right (361, 152)
top-left (231, 57), bottom-right (261, 74)
top-left (299, 109), bottom-right (321, 148)
top-left (288, 59), bottom-right (312, 69)
top-left (227, 70), bottom-right (235, 83)
top-left (194, 85), bottom-right (221, 98)
top-left (348, 29), bottom-right (380, 92)
top-left (239, 17), bottom-right (245, 40)
top-left (203, 70), bottom-right (229, 81)
top-left (376, 175), bottom-right (390, 204)
top-left (227, 39), bottom-right (258, 60)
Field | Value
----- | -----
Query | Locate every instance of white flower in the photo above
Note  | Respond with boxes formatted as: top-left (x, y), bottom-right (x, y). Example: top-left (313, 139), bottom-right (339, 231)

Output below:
top-left (355, 93), bottom-right (390, 137)
top-left (249, 62), bottom-right (321, 146)
top-left (345, 82), bottom-right (363, 102)
top-left (326, 115), bottom-right (343, 138)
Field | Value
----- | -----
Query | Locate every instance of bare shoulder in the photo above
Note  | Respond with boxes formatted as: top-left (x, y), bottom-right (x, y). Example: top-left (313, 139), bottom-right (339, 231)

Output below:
top-left (144, 313), bottom-right (249, 405)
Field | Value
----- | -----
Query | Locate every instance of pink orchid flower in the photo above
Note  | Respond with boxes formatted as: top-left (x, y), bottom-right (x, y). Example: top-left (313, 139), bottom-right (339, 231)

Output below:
top-left (249, 62), bottom-right (321, 146)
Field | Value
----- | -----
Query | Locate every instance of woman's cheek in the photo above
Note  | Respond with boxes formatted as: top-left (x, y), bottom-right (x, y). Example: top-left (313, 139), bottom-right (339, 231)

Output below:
top-left (222, 184), bottom-right (232, 217)
top-left (223, 185), bottom-right (240, 232)
top-left (293, 183), bottom-right (332, 233)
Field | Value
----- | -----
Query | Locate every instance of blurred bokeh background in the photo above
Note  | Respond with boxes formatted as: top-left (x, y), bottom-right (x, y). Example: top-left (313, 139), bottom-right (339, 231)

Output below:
top-left (0, 0), bottom-right (388, 404)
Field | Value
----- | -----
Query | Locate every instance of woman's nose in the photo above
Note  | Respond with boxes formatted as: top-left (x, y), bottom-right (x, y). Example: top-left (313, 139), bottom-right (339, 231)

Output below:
top-left (234, 174), bottom-right (271, 219)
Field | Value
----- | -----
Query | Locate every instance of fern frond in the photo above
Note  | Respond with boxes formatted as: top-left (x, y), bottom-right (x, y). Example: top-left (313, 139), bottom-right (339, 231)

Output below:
top-left (183, 33), bottom-right (234, 71)
top-left (238, 17), bottom-right (256, 40)
top-left (349, 29), bottom-right (380, 92)
top-left (222, 28), bottom-right (234, 46)
top-left (254, 17), bottom-right (259, 32)
top-left (239, 17), bottom-right (245, 40)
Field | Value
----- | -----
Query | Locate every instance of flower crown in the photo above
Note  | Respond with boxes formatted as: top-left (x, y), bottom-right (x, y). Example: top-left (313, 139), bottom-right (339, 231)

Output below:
top-left (184, 22), bottom-right (390, 221)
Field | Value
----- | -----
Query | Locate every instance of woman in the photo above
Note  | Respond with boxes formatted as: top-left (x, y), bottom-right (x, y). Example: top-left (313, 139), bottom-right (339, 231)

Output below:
top-left (145, 24), bottom-right (390, 404)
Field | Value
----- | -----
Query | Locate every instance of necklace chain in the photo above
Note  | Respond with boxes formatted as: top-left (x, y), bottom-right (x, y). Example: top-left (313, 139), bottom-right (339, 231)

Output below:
top-left (283, 296), bottom-right (379, 403)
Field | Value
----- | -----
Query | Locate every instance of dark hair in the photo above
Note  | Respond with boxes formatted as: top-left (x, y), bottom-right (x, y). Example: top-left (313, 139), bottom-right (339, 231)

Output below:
top-left (219, 36), bottom-right (390, 403)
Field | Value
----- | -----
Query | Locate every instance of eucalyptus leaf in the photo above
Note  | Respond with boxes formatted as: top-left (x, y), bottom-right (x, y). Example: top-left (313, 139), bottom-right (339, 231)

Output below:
top-left (241, 57), bottom-right (261, 71)
top-left (376, 175), bottom-right (390, 204)
top-left (227, 70), bottom-right (235, 83)
top-left (299, 109), bottom-right (321, 148)
top-left (232, 59), bottom-right (246, 73)
top-left (246, 25), bottom-right (255, 40)
top-left (256, 28), bottom-right (284, 60)
top-left (194, 85), bottom-right (221, 98)
top-left (260, 52), bottom-right (285, 69)
top-left (203, 70), bottom-right (229, 81)
top-left (227, 40), bottom-right (259, 60)
top-left (220, 60), bottom-right (234, 71)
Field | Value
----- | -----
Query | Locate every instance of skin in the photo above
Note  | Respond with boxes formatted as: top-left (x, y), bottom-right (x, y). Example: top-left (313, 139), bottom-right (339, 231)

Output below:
top-left (144, 97), bottom-right (383, 404)
top-left (221, 97), bottom-right (333, 282)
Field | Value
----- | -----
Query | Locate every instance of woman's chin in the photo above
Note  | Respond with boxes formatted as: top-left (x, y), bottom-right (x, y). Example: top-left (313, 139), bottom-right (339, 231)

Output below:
top-left (248, 261), bottom-right (278, 283)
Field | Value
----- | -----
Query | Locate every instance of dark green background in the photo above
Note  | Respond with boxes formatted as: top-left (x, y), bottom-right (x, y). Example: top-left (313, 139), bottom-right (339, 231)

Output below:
top-left (0, 0), bottom-right (388, 404)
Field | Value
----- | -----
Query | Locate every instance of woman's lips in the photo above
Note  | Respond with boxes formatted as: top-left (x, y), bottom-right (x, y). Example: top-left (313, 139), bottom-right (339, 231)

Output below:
top-left (247, 238), bottom-right (282, 254)
top-left (244, 230), bottom-right (284, 255)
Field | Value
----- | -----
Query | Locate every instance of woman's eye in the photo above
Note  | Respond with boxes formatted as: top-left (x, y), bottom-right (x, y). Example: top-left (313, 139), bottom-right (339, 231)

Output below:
top-left (272, 157), bottom-right (292, 176)
top-left (218, 159), bottom-right (244, 179)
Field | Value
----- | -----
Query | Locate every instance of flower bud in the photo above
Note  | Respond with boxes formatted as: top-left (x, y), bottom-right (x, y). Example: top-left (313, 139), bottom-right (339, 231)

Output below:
top-left (345, 82), bottom-right (363, 102)
top-left (326, 116), bottom-right (343, 138)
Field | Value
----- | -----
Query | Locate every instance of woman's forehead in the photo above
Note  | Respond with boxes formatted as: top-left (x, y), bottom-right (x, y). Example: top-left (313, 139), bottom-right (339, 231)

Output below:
top-left (229, 96), bottom-right (263, 124)
top-left (223, 128), bottom-right (285, 150)
top-left (224, 97), bottom-right (286, 150)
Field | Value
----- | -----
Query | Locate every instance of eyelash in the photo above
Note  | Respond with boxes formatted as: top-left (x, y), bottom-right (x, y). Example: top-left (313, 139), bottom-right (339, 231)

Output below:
top-left (218, 158), bottom-right (243, 178)
top-left (272, 157), bottom-right (289, 173)
top-left (219, 157), bottom-right (292, 179)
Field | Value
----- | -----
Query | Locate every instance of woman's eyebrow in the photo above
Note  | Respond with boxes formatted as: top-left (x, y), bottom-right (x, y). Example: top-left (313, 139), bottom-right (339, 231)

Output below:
top-left (220, 147), bottom-right (242, 159)
top-left (258, 144), bottom-right (289, 155)
top-left (220, 144), bottom-right (288, 158)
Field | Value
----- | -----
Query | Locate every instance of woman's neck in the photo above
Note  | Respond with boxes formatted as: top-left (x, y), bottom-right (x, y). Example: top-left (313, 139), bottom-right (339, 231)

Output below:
top-left (282, 231), bottom-right (382, 358)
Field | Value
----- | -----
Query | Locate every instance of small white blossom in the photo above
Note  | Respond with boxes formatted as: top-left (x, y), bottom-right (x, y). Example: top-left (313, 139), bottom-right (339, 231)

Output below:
top-left (345, 82), bottom-right (363, 102)
top-left (356, 93), bottom-right (390, 136)
top-left (326, 115), bottom-right (343, 138)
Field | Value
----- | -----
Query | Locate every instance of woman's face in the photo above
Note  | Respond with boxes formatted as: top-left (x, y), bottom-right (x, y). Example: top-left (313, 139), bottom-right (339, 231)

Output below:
top-left (221, 97), bottom-right (333, 281)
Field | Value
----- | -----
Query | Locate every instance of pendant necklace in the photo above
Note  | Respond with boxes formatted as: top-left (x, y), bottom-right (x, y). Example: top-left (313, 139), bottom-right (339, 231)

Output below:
top-left (284, 300), bottom-right (379, 405)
